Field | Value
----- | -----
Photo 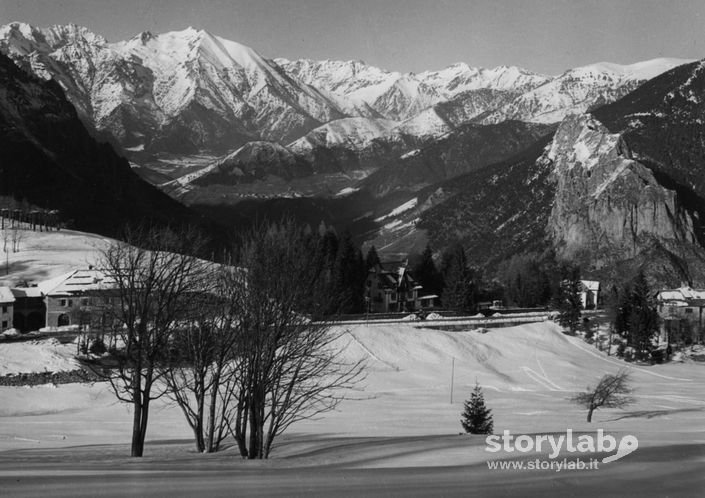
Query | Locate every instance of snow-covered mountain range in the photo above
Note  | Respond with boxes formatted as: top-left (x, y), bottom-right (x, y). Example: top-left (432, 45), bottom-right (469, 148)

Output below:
top-left (3, 20), bottom-right (705, 286)
top-left (0, 22), bottom-right (691, 158)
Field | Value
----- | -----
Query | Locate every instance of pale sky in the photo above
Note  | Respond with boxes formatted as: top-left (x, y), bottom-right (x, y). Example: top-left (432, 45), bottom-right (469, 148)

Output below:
top-left (1, 0), bottom-right (703, 75)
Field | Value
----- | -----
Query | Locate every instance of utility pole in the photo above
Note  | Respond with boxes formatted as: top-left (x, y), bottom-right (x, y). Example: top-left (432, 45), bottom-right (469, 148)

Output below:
top-left (450, 357), bottom-right (455, 404)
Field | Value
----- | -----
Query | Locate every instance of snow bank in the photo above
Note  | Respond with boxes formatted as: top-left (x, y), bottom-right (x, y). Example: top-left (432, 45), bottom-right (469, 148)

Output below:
top-left (0, 338), bottom-right (79, 376)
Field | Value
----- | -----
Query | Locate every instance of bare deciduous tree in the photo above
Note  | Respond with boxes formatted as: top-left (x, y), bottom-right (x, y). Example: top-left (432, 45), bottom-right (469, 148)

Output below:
top-left (228, 221), bottom-right (366, 459)
top-left (1, 227), bottom-right (9, 253)
top-left (11, 226), bottom-right (24, 252)
top-left (572, 369), bottom-right (635, 422)
top-left (97, 225), bottom-right (206, 457)
top-left (160, 265), bottom-right (243, 453)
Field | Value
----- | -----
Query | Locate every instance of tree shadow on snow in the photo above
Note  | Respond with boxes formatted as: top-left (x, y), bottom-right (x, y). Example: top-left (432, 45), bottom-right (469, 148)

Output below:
top-left (605, 407), bottom-right (704, 421)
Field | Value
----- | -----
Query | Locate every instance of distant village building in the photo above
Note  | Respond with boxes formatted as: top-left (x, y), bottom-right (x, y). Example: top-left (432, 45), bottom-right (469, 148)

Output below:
top-left (656, 286), bottom-right (705, 345)
top-left (0, 286), bottom-right (15, 331)
top-left (41, 268), bottom-right (115, 328)
top-left (10, 268), bottom-right (116, 331)
top-left (579, 280), bottom-right (600, 309)
top-left (365, 261), bottom-right (436, 313)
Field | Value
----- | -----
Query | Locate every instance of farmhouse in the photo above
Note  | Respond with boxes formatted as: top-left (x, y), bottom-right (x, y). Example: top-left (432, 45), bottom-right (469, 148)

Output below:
top-left (41, 268), bottom-right (116, 328)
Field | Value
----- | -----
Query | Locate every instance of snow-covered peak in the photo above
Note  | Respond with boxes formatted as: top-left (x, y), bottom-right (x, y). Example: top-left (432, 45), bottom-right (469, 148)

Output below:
top-left (418, 63), bottom-right (550, 95)
top-left (562, 58), bottom-right (692, 83)
top-left (0, 22), bottom-right (107, 52)
top-left (617, 57), bottom-right (694, 81)
top-left (0, 22), bottom-right (48, 55)
top-left (479, 57), bottom-right (692, 125)
top-left (0, 22), bottom-right (38, 41)
top-left (43, 23), bottom-right (107, 48)
top-left (279, 57), bottom-right (551, 121)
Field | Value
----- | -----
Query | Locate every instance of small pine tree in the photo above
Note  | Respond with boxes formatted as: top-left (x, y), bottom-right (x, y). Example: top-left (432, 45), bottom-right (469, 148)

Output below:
top-left (461, 382), bottom-right (494, 434)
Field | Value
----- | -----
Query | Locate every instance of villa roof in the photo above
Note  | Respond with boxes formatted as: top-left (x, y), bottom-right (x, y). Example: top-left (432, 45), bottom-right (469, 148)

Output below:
top-left (657, 287), bottom-right (705, 302)
top-left (41, 269), bottom-right (116, 296)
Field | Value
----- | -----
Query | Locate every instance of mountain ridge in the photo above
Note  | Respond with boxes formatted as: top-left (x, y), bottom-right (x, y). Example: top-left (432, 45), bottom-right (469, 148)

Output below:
top-left (1, 22), bottom-right (690, 162)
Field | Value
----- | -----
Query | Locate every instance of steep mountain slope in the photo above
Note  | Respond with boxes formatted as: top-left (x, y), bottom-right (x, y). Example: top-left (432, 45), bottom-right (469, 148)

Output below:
top-left (594, 60), bottom-right (705, 218)
top-left (1, 21), bottom-right (690, 181)
top-left (0, 51), bottom-right (207, 237)
top-left (0, 22), bottom-right (345, 153)
top-left (416, 138), bottom-right (555, 267)
top-left (544, 114), bottom-right (702, 281)
top-left (362, 121), bottom-right (554, 196)
top-left (417, 58), bottom-right (705, 286)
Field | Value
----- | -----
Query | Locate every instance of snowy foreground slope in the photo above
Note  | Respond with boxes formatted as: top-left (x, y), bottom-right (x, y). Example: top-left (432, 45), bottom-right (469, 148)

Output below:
top-left (0, 322), bottom-right (703, 496)
top-left (1, 322), bottom-right (703, 451)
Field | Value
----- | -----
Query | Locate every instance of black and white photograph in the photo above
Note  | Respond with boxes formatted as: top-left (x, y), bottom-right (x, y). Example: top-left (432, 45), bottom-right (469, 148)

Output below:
top-left (0, 1), bottom-right (704, 496)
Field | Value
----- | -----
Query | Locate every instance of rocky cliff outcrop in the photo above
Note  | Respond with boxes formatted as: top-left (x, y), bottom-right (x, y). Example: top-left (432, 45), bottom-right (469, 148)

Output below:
top-left (546, 114), bottom-right (697, 265)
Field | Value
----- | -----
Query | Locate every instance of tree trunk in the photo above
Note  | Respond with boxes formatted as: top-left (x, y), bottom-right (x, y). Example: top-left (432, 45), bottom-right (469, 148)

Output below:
top-left (131, 413), bottom-right (143, 456)
top-left (205, 370), bottom-right (221, 452)
top-left (234, 396), bottom-right (248, 458)
top-left (131, 390), bottom-right (144, 457)
top-left (248, 400), bottom-right (260, 459)
top-left (587, 406), bottom-right (594, 423)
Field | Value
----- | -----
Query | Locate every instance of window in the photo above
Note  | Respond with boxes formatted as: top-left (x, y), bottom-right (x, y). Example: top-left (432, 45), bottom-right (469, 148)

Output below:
top-left (686, 308), bottom-right (694, 314)
top-left (390, 293), bottom-right (397, 302)
top-left (60, 299), bottom-right (67, 307)
top-left (1, 305), bottom-right (6, 313)
top-left (68, 299), bottom-right (73, 307)
top-left (1, 320), bottom-right (7, 329)
top-left (81, 298), bottom-right (89, 306)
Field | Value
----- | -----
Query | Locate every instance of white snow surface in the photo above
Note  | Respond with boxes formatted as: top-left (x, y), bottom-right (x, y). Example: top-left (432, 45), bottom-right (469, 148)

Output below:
top-left (1, 321), bottom-right (704, 457)
top-left (0, 338), bottom-right (79, 376)
top-left (374, 198), bottom-right (418, 222)
top-left (0, 229), bottom-right (111, 287)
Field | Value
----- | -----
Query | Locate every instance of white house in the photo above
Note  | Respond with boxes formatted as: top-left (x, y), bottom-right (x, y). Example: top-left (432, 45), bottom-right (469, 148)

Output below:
top-left (580, 280), bottom-right (600, 309)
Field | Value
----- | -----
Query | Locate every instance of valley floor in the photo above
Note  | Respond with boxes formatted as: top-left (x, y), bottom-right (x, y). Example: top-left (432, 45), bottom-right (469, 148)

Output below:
top-left (1, 322), bottom-right (704, 496)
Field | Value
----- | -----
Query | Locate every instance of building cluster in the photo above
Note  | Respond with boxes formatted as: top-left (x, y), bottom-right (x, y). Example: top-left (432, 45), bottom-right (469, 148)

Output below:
top-left (0, 268), bottom-right (115, 333)
top-left (1, 263), bottom-right (703, 346)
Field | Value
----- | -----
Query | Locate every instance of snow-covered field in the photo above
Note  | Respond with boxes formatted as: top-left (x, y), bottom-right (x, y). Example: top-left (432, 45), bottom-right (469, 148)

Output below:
top-left (0, 229), bottom-right (110, 287)
top-left (0, 230), bottom-right (703, 495)
top-left (0, 321), bottom-right (703, 496)
top-left (0, 339), bottom-right (79, 376)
